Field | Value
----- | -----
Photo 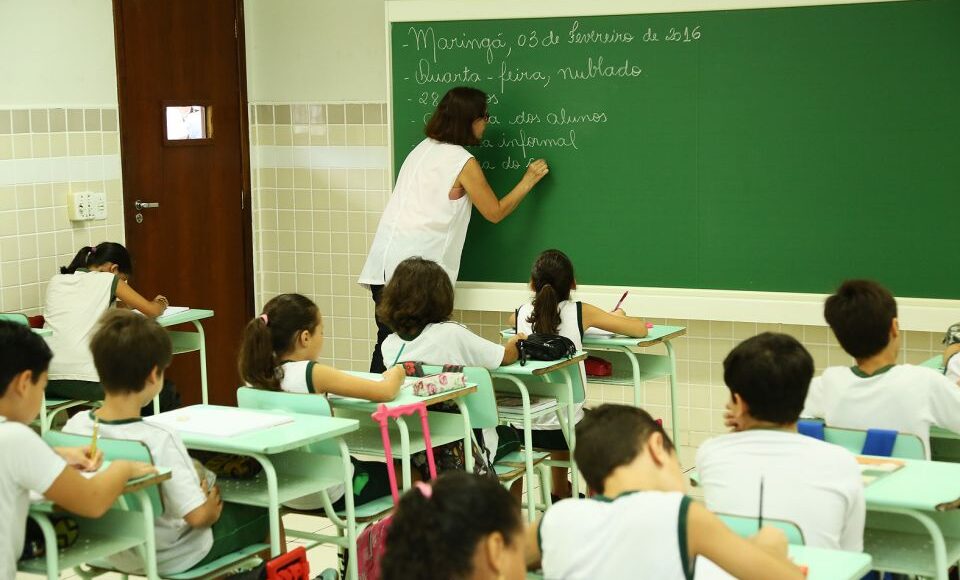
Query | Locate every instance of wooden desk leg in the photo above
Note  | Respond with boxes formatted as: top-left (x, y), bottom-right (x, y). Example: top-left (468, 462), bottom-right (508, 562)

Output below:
top-left (191, 320), bottom-right (209, 405)
top-left (664, 341), bottom-right (680, 446)
top-left (453, 399), bottom-right (474, 473)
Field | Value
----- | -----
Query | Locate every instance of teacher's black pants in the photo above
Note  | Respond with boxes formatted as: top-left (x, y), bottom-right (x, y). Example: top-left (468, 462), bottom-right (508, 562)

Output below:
top-left (369, 284), bottom-right (391, 373)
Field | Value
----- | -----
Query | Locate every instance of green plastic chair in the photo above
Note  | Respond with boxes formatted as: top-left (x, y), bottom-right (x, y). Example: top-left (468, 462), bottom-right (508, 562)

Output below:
top-left (44, 431), bottom-right (267, 580)
top-left (718, 513), bottom-right (806, 545)
top-left (821, 426), bottom-right (926, 460)
top-left (1, 313), bottom-right (93, 434)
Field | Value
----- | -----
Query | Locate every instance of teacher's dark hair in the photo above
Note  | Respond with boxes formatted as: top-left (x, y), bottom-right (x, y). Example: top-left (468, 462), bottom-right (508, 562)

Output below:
top-left (424, 87), bottom-right (488, 146)
top-left (377, 258), bottom-right (454, 339)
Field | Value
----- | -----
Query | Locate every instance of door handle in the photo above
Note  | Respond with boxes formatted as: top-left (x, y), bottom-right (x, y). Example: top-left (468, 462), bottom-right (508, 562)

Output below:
top-left (135, 200), bottom-right (160, 211)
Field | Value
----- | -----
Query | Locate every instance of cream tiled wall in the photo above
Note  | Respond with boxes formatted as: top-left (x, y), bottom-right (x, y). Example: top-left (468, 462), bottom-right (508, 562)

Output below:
top-left (247, 100), bottom-right (946, 447)
top-left (0, 107), bottom-right (125, 314)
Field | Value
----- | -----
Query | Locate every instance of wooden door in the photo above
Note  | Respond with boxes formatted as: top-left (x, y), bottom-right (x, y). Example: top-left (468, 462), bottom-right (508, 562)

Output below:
top-left (114, 0), bottom-right (253, 405)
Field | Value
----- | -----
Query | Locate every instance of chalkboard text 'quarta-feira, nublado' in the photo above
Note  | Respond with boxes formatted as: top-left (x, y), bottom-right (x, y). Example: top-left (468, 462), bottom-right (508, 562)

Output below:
top-left (390, 3), bottom-right (960, 298)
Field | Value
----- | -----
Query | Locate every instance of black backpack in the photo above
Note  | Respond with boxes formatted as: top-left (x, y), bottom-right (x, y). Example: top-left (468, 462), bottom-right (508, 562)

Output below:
top-left (516, 333), bottom-right (577, 366)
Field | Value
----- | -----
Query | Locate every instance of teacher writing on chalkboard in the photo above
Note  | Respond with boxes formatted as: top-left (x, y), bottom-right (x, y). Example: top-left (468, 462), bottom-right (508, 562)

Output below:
top-left (360, 86), bottom-right (550, 372)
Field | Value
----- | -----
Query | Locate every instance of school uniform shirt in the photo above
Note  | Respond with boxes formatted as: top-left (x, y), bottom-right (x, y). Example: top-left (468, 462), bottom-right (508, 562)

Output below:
top-left (515, 300), bottom-right (586, 430)
top-left (381, 321), bottom-right (505, 370)
top-left (271, 360), bottom-right (349, 509)
top-left (0, 416), bottom-right (67, 579)
top-left (63, 411), bottom-right (213, 575)
top-left (539, 491), bottom-right (694, 580)
top-left (359, 138), bottom-right (475, 286)
top-left (44, 269), bottom-right (119, 382)
top-left (946, 352), bottom-right (960, 385)
top-left (802, 364), bottom-right (960, 459)
top-left (695, 429), bottom-right (865, 551)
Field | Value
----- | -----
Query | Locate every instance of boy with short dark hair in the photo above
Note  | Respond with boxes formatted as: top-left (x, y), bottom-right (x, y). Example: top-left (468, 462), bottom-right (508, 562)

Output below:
top-left (527, 404), bottom-right (804, 580)
top-left (697, 332), bottom-right (865, 551)
top-left (0, 320), bottom-right (153, 579)
top-left (803, 279), bottom-right (960, 458)
top-left (63, 310), bottom-right (268, 576)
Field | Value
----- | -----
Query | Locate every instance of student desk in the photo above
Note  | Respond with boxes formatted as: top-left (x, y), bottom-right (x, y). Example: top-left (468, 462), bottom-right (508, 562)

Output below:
top-left (336, 372), bottom-right (478, 490)
top-left (158, 308), bottom-right (215, 406)
top-left (492, 353), bottom-right (588, 519)
top-left (580, 325), bottom-right (687, 444)
top-left (20, 468), bottom-right (172, 580)
top-left (863, 458), bottom-right (960, 579)
top-left (169, 405), bottom-right (359, 557)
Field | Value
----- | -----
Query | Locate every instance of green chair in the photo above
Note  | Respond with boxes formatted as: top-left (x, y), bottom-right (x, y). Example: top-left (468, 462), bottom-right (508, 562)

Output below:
top-left (43, 431), bottom-right (267, 580)
top-left (236, 386), bottom-right (363, 580)
top-left (1, 312), bottom-right (93, 434)
top-left (821, 426), bottom-right (926, 460)
top-left (717, 513), bottom-right (806, 545)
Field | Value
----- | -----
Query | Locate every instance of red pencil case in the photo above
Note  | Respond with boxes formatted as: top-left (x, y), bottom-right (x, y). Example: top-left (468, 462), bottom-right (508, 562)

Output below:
top-left (584, 356), bottom-right (612, 377)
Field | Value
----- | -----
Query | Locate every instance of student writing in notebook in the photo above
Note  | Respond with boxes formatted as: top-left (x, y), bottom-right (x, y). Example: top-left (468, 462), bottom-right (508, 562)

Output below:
top-left (1, 320), bottom-right (155, 579)
top-left (238, 293), bottom-right (404, 510)
top-left (507, 249), bottom-right (649, 499)
top-left (43, 242), bottom-right (178, 411)
top-left (64, 311), bottom-right (269, 576)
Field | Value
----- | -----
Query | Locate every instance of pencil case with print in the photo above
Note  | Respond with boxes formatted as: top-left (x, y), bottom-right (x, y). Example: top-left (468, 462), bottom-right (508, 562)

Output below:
top-left (412, 372), bottom-right (465, 397)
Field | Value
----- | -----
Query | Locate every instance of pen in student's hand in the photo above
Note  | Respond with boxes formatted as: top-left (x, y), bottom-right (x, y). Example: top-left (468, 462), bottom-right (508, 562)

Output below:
top-left (612, 291), bottom-right (629, 312)
top-left (391, 343), bottom-right (406, 367)
top-left (758, 476), bottom-right (764, 529)
top-left (89, 417), bottom-right (100, 458)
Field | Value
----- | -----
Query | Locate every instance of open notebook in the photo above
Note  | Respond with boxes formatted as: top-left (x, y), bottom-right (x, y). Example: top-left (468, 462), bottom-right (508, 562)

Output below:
top-left (144, 405), bottom-right (294, 437)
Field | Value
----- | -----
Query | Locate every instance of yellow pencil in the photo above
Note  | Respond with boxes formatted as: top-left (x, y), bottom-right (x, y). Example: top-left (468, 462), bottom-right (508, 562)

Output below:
top-left (89, 417), bottom-right (100, 458)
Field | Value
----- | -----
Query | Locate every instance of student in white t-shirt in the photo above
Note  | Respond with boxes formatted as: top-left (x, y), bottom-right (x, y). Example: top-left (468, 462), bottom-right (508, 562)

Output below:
top-left (802, 280), bottom-right (960, 458)
top-left (697, 332), bottom-right (865, 551)
top-left (0, 321), bottom-right (153, 579)
top-left (44, 242), bottom-right (171, 404)
top-left (528, 404), bottom-right (804, 580)
top-left (942, 322), bottom-right (960, 385)
top-left (63, 311), bottom-right (268, 576)
top-left (508, 249), bottom-right (650, 500)
top-left (238, 292), bottom-right (404, 510)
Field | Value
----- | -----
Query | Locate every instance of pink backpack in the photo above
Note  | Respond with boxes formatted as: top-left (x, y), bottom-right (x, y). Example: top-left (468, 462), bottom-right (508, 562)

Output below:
top-left (356, 402), bottom-right (437, 580)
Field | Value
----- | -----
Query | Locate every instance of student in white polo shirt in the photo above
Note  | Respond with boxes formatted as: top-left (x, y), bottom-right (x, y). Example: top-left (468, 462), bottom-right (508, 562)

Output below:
top-left (802, 280), bottom-right (960, 458)
top-left (942, 322), bottom-right (960, 385)
top-left (697, 332), bottom-right (865, 551)
top-left (0, 321), bottom-right (153, 579)
top-left (528, 404), bottom-right (805, 580)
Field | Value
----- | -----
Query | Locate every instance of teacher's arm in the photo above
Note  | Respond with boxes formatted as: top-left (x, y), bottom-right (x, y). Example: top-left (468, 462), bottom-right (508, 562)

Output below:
top-left (459, 158), bottom-right (549, 223)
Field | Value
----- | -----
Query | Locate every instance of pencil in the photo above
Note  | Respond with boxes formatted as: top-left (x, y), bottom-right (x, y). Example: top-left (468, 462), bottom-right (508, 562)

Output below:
top-left (758, 476), bottom-right (765, 529)
top-left (612, 291), bottom-right (629, 312)
top-left (391, 343), bottom-right (406, 367)
top-left (89, 417), bottom-right (100, 458)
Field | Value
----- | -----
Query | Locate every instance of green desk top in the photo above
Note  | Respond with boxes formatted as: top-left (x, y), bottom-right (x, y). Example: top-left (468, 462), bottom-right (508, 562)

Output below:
top-left (172, 405), bottom-right (358, 455)
top-left (582, 325), bottom-right (687, 347)
top-left (921, 354), bottom-right (946, 372)
top-left (334, 371), bottom-right (477, 411)
top-left (32, 327), bottom-right (52, 337)
top-left (493, 352), bottom-right (588, 377)
top-left (788, 545), bottom-right (872, 580)
top-left (864, 458), bottom-right (960, 512)
top-left (156, 308), bottom-right (214, 327)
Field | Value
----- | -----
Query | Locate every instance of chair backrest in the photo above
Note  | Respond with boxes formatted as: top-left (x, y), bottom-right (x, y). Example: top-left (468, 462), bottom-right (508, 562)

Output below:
top-left (821, 426), bottom-right (926, 460)
top-left (236, 386), bottom-right (337, 454)
top-left (717, 513), bottom-right (806, 545)
top-left (0, 313), bottom-right (29, 326)
top-left (42, 430), bottom-right (163, 514)
top-left (420, 366), bottom-right (499, 429)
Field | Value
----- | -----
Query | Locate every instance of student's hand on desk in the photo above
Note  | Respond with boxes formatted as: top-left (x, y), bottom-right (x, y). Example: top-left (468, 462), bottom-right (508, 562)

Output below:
top-left (383, 365), bottom-right (406, 393)
top-left (153, 295), bottom-right (169, 312)
top-left (750, 527), bottom-right (789, 559)
top-left (56, 446), bottom-right (104, 472)
top-left (117, 460), bottom-right (158, 480)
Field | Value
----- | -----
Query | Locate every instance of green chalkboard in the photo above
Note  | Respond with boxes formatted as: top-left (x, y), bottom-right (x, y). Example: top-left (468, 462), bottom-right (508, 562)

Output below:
top-left (390, 1), bottom-right (960, 298)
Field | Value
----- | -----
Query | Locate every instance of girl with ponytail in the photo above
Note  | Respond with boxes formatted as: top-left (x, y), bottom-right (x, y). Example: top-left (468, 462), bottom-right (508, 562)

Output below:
top-left (380, 472), bottom-right (527, 580)
top-left (509, 249), bottom-right (650, 499)
top-left (238, 293), bottom-right (404, 511)
top-left (44, 242), bottom-right (171, 403)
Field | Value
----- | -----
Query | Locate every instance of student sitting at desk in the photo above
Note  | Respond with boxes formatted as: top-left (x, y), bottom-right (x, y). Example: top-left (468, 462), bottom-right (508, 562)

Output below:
top-left (43, 242), bottom-right (178, 412)
top-left (378, 257), bottom-right (525, 475)
top-left (238, 292), bottom-right (404, 510)
top-left (64, 311), bottom-right (269, 576)
top-left (942, 322), bottom-right (960, 385)
top-left (528, 404), bottom-right (804, 580)
top-left (802, 280), bottom-right (960, 458)
top-left (696, 332), bottom-right (864, 551)
top-left (508, 249), bottom-right (649, 500)
top-left (0, 320), bottom-right (155, 579)
top-left (381, 472), bottom-right (527, 580)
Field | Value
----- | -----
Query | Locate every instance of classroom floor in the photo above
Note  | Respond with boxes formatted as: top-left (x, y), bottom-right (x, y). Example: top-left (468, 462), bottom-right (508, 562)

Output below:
top-left (16, 445), bottom-right (701, 579)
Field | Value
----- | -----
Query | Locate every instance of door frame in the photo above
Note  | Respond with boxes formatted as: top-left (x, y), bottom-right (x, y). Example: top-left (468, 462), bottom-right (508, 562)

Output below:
top-left (111, 0), bottom-right (256, 319)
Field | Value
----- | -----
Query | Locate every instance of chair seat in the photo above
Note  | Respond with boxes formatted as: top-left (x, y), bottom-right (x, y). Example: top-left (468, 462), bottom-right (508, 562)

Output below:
top-left (496, 449), bottom-right (551, 468)
top-left (166, 542), bottom-right (270, 579)
top-left (283, 493), bottom-right (395, 524)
